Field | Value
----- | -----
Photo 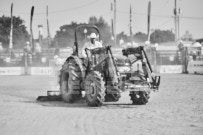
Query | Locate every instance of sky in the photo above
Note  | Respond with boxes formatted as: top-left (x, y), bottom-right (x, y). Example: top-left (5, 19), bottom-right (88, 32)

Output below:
top-left (0, 0), bottom-right (203, 40)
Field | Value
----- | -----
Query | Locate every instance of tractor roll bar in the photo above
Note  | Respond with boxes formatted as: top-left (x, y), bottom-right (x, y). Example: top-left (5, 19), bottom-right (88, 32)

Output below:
top-left (74, 25), bottom-right (101, 56)
top-left (74, 25), bottom-right (101, 42)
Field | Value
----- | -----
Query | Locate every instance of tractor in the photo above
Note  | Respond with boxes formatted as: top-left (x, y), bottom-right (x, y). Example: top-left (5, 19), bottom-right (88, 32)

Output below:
top-left (37, 25), bottom-right (160, 106)
top-left (58, 25), bottom-right (160, 106)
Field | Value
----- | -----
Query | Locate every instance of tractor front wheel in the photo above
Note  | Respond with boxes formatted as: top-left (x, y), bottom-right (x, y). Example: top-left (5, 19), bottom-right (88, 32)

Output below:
top-left (59, 59), bottom-right (82, 103)
top-left (129, 91), bottom-right (150, 105)
top-left (85, 71), bottom-right (105, 107)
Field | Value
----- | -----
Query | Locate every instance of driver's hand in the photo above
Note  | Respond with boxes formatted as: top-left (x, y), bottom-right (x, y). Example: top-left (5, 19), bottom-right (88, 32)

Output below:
top-left (143, 58), bottom-right (147, 63)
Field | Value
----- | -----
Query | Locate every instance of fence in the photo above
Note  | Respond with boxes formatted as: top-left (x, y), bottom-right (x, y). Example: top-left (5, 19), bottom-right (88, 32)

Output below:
top-left (139, 47), bottom-right (183, 73)
top-left (0, 48), bottom-right (71, 75)
top-left (0, 47), bottom-right (184, 75)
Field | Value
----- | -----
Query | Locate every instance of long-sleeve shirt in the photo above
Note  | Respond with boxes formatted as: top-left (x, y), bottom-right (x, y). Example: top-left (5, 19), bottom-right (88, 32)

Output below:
top-left (82, 41), bottom-right (102, 57)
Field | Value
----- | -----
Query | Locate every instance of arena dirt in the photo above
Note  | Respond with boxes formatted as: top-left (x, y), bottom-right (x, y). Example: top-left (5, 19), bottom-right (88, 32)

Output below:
top-left (0, 74), bottom-right (203, 135)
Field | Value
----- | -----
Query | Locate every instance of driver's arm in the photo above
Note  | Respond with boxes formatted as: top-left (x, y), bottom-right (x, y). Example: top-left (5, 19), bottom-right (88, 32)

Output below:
top-left (96, 41), bottom-right (103, 48)
top-left (82, 42), bottom-right (89, 58)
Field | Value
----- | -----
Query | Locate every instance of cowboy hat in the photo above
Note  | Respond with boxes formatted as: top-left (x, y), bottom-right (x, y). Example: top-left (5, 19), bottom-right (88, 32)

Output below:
top-left (88, 33), bottom-right (97, 39)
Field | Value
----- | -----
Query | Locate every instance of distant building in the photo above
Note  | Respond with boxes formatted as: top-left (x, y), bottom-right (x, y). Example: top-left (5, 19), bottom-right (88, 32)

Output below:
top-left (195, 38), bottom-right (203, 45)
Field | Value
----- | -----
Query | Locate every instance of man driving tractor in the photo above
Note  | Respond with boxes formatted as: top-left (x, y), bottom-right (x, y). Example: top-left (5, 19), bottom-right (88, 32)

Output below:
top-left (82, 32), bottom-right (102, 57)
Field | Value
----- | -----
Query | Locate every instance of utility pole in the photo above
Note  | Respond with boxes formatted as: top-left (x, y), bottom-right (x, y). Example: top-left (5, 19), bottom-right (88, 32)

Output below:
top-left (177, 11), bottom-right (180, 40)
top-left (130, 4), bottom-right (133, 45)
top-left (114, 0), bottom-right (117, 46)
top-left (38, 25), bottom-right (43, 45)
top-left (111, 3), bottom-right (114, 40)
top-left (174, 0), bottom-right (181, 41)
top-left (147, 1), bottom-right (151, 42)
top-left (174, 0), bottom-right (177, 41)
top-left (30, 6), bottom-right (34, 52)
top-left (47, 5), bottom-right (51, 48)
top-left (9, 3), bottom-right (13, 51)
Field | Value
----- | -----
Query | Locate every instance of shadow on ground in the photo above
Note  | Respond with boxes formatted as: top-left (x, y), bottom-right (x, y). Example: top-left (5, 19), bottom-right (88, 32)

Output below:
top-left (32, 98), bottom-right (141, 109)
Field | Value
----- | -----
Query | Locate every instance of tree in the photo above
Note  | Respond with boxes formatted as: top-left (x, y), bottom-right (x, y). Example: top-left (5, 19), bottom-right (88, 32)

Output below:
top-left (88, 16), bottom-right (97, 25)
top-left (88, 16), bottom-right (112, 45)
top-left (150, 29), bottom-right (175, 43)
top-left (133, 32), bottom-right (147, 42)
top-left (116, 31), bottom-right (147, 45)
top-left (55, 16), bottom-right (112, 48)
top-left (181, 30), bottom-right (193, 41)
top-left (0, 15), bottom-right (29, 48)
top-left (117, 32), bottom-right (129, 43)
top-left (54, 22), bottom-right (75, 48)
top-left (54, 22), bottom-right (86, 48)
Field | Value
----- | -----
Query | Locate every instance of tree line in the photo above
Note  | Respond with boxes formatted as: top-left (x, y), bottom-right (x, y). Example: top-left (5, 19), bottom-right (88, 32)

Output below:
top-left (0, 15), bottom-right (193, 49)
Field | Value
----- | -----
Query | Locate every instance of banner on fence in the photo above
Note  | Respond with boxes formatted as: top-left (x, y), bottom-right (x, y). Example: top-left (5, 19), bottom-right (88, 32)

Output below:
top-left (0, 67), bottom-right (24, 75)
top-left (188, 61), bottom-right (203, 74)
top-left (30, 67), bottom-right (54, 75)
top-left (159, 65), bottom-right (182, 73)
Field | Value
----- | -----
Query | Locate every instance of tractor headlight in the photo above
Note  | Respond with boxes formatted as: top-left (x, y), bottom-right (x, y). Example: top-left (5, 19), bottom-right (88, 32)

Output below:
top-left (125, 63), bottom-right (130, 66)
top-left (72, 76), bottom-right (76, 80)
top-left (114, 58), bottom-right (118, 64)
top-left (4, 57), bottom-right (11, 63)
top-left (41, 57), bottom-right (47, 63)
top-left (124, 59), bottom-right (131, 66)
top-left (118, 66), bottom-right (130, 73)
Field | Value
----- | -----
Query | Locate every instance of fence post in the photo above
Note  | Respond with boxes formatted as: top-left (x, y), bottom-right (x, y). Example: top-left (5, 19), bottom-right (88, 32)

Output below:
top-left (154, 49), bottom-right (157, 73)
top-left (24, 52), bottom-right (28, 75)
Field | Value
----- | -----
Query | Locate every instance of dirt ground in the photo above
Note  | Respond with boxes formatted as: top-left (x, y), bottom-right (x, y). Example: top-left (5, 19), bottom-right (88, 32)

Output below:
top-left (0, 74), bottom-right (203, 135)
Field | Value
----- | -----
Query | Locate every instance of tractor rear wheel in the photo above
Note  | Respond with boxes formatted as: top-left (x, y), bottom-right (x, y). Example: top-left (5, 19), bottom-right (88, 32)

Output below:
top-left (59, 59), bottom-right (82, 103)
top-left (85, 71), bottom-right (105, 107)
top-left (129, 91), bottom-right (150, 105)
